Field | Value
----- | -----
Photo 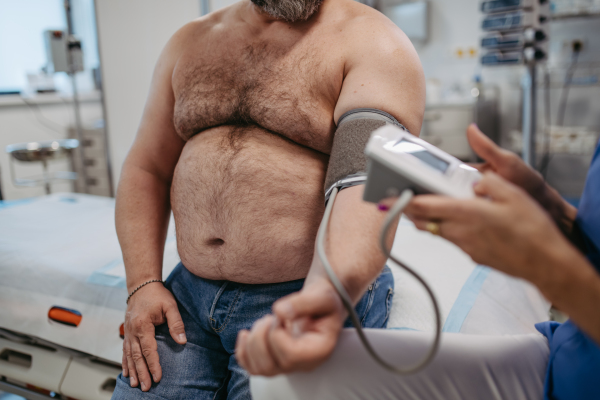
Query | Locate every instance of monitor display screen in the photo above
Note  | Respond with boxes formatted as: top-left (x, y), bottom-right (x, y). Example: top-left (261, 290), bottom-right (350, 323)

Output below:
top-left (390, 139), bottom-right (450, 173)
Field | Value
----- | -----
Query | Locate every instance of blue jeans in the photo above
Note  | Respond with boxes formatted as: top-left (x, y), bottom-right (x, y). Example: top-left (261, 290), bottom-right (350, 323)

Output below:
top-left (112, 263), bottom-right (394, 400)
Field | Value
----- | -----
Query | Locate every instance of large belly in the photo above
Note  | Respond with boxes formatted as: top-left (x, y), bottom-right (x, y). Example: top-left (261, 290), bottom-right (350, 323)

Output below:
top-left (171, 126), bottom-right (328, 283)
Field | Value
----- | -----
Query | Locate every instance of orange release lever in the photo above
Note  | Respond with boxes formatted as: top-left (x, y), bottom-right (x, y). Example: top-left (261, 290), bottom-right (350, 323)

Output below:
top-left (48, 306), bottom-right (82, 327)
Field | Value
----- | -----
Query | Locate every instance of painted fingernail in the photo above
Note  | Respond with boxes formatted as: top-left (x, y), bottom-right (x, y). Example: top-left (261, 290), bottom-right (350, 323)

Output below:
top-left (378, 204), bottom-right (390, 211)
top-left (178, 333), bottom-right (187, 343)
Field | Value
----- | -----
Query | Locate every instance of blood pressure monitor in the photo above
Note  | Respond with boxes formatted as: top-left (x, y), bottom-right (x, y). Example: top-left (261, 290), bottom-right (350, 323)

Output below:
top-left (363, 125), bottom-right (482, 203)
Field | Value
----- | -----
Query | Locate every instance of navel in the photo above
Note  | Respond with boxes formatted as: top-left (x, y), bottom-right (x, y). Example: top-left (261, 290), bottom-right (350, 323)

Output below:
top-left (207, 238), bottom-right (225, 246)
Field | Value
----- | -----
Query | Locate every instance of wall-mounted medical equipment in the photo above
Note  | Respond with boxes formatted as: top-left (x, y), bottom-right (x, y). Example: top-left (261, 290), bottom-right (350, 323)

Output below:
top-left (319, 125), bottom-right (481, 374)
top-left (44, 30), bottom-right (84, 74)
top-left (69, 125), bottom-right (113, 197)
top-left (480, 0), bottom-right (550, 168)
top-left (480, 0), bottom-right (550, 65)
top-left (5, 139), bottom-right (79, 195)
top-left (384, 1), bottom-right (429, 43)
top-left (40, 0), bottom-right (111, 196)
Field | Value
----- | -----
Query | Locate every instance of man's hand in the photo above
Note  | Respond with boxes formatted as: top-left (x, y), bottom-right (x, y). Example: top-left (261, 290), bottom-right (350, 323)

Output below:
top-left (235, 278), bottom-right (345, 376)
top-left (404, 172), bottom-right (568, 283)
top-left (122, 282), bottom-right (187, 391)
top-left (466, 124), bottom-right (577, 233)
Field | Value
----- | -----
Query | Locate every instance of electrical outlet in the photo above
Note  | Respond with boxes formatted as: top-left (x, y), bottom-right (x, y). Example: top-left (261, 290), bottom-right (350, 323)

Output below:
top-left (563, 38), bottom-right (586, 54)
top-left (572, 39), bottom-right (583, 53)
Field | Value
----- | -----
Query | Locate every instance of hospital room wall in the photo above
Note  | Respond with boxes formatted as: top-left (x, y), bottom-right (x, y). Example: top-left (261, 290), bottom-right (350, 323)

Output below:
top-left (383, 0), bottom-right (525, 145)
top-left (94, 0), bottom-right (201, 194)
top-left (94, 0), bottom-right (600, 195)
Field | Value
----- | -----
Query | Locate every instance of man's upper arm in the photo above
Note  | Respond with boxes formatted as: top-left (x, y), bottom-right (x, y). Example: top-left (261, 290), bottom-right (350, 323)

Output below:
top-left (123, 27), bottom-right (191, 183)
top-left (334, 15), bottom-right (425, 136)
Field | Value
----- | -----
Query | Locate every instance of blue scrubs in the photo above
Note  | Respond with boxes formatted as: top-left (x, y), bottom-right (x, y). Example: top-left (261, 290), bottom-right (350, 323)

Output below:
top-left (535, 143), bottom-right (600, 400)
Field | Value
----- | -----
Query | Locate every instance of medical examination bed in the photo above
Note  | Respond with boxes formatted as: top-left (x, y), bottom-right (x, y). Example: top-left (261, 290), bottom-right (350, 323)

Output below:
top-left (0, 194), bottom-right (551, 399)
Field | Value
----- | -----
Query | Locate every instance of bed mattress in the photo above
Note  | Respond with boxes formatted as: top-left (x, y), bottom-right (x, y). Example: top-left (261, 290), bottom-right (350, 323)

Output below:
top-left (0, 194), bottom-right (550, 365)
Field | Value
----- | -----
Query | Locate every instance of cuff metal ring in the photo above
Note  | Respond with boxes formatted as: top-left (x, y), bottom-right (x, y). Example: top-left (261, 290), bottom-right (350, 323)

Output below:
top-left (425, 221), bottom-right (441, 236)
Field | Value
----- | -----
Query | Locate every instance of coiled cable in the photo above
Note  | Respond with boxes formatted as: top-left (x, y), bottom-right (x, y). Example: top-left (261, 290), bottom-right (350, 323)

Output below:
top-left (317, 187), bottom-right (442, 374)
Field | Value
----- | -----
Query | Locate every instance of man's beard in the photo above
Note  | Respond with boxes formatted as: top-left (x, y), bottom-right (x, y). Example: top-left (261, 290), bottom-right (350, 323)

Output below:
top-left (251, 0), bottom-right (324, 22)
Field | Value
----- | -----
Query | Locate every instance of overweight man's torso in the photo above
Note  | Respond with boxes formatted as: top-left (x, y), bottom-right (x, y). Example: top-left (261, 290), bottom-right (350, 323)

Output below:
top-left (170, 1), bottom-right (355, 283)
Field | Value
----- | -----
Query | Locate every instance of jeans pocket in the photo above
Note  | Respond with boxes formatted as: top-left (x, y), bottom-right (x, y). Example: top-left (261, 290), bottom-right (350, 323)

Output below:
top-left (209, 282), bottom-right (243, 333)
top-left (384, 287), bottom-right (394, 326)
top-left (346, 266), bottom-right (394, 329)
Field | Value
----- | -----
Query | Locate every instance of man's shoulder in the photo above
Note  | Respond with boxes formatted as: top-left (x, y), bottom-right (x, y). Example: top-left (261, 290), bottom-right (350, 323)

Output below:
top-left (329, 0), bottom-right (409, 52)
top-left (168, 4), bottom-right (239, 50)
top-left (334, 1), bottom-right (399, 32)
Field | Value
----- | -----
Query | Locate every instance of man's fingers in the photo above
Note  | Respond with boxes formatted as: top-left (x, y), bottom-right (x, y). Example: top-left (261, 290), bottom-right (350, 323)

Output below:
top-left (138, 333), bottom-right (162, 383)
top-left (164, 303), bottom-right (187, 345)
top-left (122, 340), bottom-right (128, 377)
top-left (235, 329), bottom-right (250, 370)
top-left (130, 337), bottom-right (152, 391)
top-left (125, 339), bottom-right (139, 387)
top-left (466, 123), bottom-right (505, 165)
top-left (269, 321), bottom-right (336, 373)
top-left (273, 285), bottom-right (340, 322)
top-left (244, 316), bottom-right (281, 376)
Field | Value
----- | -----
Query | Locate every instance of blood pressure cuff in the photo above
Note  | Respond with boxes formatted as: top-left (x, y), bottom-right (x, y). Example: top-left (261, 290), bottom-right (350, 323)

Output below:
top-left (324, 108), bottom-right (410, 202)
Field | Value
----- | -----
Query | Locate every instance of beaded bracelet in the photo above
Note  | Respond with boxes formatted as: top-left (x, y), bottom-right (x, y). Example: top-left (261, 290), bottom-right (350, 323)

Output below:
top-left (126, 279), bottom-right (163, 304)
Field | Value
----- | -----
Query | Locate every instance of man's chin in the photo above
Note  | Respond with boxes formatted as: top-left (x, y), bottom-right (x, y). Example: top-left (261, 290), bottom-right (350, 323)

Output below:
top-left (250, 0), bottom-right (324, 22)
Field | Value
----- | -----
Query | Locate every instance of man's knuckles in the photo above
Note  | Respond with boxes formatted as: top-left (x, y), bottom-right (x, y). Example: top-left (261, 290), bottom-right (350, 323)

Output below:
top-left (131, 352), bottom-right (145, 363)
top-left (141, 346), bottom-right (157, 359)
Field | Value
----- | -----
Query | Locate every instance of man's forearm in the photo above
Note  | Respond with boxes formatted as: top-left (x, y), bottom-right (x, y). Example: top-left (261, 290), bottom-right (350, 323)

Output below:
top-left (116, 164), bottom-right (173, 292)
top-left (306, 185), bottom-right (393, 302)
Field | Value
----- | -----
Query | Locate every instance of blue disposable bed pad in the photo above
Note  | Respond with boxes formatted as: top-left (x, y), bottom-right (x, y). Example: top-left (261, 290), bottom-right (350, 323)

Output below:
top-left (387, 217), bottom-right (550, 335)
top-left (442, 266), bottom-right (491, 333)
top-left (88, 236), bottom-right (179, 288)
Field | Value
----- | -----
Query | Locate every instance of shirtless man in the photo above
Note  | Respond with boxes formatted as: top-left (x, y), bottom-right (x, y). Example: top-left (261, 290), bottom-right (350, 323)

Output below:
top-left (112, 0), bottom-right (424, 397)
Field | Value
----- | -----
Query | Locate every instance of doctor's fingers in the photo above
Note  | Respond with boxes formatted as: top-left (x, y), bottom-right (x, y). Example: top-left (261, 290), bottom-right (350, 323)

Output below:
top-left (411, 218), bottom-right (484, 255)
top-left (466, 124), bottom-right (511, 167)
top-left (130, 336), bottom-right (153, 391)
top-left (474, 172), bottom-right (523, 202)
top-left (405, 196), bottom-right (476, 222)
top-left (244, 315), bottom-right (283, 376)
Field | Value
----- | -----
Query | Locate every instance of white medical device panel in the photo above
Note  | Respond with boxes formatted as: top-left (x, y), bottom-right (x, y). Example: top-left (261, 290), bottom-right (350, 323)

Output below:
top-left (363, 125), bottom-right (482, 202)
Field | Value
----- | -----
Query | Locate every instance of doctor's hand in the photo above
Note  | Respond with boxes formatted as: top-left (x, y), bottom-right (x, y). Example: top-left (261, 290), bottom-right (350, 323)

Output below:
top-left (122, 282), bottom-right (186, 391)
top-left (235, 278), bottom-right (345, 376)
top-left (466, 123), bottom-right (577, 234)
top-left (404, 172), bottom-right (573, 284)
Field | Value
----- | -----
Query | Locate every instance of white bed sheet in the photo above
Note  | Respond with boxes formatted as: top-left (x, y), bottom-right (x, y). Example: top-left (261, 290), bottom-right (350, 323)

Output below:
top-left (0, 194), bottom-right (550, 365)
top-left (0, 194), bottom-right (179, 364)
